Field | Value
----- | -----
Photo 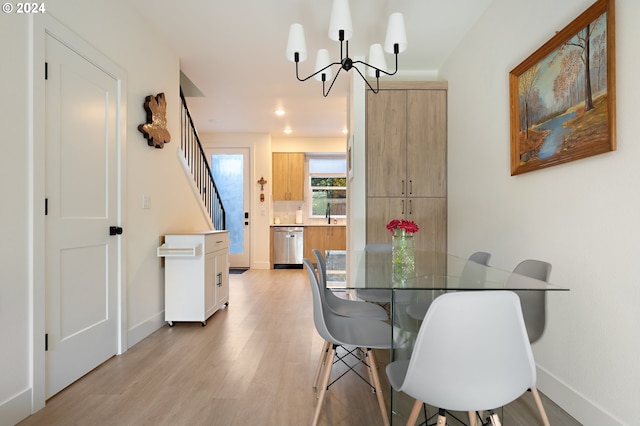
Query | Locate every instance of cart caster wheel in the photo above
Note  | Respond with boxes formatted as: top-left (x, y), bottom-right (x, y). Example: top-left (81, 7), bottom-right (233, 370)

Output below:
top-left (168, 321), bottom-right (174, 327)
top-left (201, 321), bottom-right (206, 327)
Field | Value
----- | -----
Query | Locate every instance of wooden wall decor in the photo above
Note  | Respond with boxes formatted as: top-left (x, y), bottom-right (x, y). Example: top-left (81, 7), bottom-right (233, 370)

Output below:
top-left (138, 92), bottom-right (171, 149)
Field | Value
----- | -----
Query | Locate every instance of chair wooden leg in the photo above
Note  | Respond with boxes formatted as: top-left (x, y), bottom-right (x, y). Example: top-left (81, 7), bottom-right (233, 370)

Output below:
top-left (406, 400), bottom-right (423, 426)
top-left (468, 411), bottom-right (478, 426)
top-left (312, 345), bottom-right (336, 426)
top-left (489, 412), bottom-right (502, 426)
top-left (530, 387), bottom-right (551, 426)
top-left (365, 348), bottom-right (390, 426)
top-left (312, 340), bottom-right (330, 389)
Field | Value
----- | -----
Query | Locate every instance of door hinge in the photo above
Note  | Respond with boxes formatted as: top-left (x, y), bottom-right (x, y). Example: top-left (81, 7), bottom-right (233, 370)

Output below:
top-left (45, 62), bottom-right (48, 80)
top-left (45, 198), bottom-right (48, 215)
top-left (45, 333), bottom-right (48, 351)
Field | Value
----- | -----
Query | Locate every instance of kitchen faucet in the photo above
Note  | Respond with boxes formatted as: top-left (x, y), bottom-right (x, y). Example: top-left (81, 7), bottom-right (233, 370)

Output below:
top-left (325, 202), bottom-right (331, 224)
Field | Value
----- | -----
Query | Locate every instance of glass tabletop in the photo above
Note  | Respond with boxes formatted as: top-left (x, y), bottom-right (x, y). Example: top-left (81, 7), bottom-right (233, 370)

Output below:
top-left (331, 250), bottom-right (568, 425)
top-left (340, 250), bottom-right (568, 292)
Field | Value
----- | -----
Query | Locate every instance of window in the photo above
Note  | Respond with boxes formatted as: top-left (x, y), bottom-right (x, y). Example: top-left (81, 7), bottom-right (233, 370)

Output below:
top-left (309, 156), bottom-right (347, 218)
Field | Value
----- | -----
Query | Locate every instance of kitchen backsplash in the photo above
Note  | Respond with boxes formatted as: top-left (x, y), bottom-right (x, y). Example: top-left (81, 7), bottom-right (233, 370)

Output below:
top-left (273, 201), bottom-right (345, 225)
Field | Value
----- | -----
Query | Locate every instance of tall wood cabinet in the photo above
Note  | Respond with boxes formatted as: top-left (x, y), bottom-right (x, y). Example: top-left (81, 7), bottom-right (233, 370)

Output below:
top-left (272, 152), bottom-right (304, 201)
top-left (366, 82), bottom-right (447, 252)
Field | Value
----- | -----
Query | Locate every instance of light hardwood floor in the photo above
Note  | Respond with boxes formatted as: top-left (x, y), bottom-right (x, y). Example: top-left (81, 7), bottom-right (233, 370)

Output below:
top-left (18, 269), bottom-right (581, 426)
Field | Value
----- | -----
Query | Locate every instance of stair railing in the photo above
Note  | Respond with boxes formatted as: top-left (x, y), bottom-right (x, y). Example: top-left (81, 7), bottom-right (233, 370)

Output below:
top-left (179, 88), bottom-right (225, 230)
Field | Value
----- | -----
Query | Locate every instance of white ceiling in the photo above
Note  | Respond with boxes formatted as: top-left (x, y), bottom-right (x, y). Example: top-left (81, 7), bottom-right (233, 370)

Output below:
top-left (130, 0), bottom-right (492, 137)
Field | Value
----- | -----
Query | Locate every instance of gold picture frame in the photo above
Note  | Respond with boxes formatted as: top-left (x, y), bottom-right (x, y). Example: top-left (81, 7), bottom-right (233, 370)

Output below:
top-left (509, 0), bottom-right (616, 175)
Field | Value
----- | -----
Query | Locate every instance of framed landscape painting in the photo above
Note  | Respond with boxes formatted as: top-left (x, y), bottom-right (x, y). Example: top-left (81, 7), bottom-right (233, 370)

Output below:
top-left (509, 0), bottom-right (616, 175)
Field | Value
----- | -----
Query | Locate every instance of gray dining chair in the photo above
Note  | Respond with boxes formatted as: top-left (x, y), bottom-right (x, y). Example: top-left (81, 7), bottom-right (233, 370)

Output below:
top-left (507, 259), bottom-right (552, 426)
top-left (405, 251), bottom-right (492, 321)
top-left (311, 249), bottom-right (388, 399)
top-left (303, 258), bottom-right (392, 426)
top-left (510, 259), bottom-right (552, 344)
top-left (355, 243), bottom-right (393, 307)
top-left (468, 251), bottom-right (491, 266)
top-left (312, 249), bottom-right (388, 320)
top-left (386, 291), bottom-right (539, 426)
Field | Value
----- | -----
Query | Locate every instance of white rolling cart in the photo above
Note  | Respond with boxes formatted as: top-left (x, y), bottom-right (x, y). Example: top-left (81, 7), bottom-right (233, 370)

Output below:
top-left (157, 230), bottom-right (230, 326)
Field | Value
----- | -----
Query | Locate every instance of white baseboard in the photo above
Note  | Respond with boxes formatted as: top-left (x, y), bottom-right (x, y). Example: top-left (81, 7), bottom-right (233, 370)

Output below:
top-left (537, 366), bottom-right (623, 425)
top-left (127, 311), bottom-right (165, 349)
top-left (0, 388), bottom-right (32, 426)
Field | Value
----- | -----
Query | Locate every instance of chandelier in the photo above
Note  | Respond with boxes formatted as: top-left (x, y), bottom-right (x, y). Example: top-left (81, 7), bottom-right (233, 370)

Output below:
top-left (286, 0), bottom-right (407, 97)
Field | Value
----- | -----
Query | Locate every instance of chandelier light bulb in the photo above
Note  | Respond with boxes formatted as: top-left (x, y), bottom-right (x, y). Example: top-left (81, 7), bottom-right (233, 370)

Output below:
top-left (314, 49), bottom-right (333, 82)
top-left (367, 44), bottom-right (388, 77)
top-left (384, 13), bottom-right (407, 54)
top-left (286, 23), bottom-right (307, 62)
top-left (328, 0), bottom-right (353, 41)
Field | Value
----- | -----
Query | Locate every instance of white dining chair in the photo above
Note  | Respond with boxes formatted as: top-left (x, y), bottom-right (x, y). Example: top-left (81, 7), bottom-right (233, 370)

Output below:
top-left (386, 291), bottom-right (539, 426)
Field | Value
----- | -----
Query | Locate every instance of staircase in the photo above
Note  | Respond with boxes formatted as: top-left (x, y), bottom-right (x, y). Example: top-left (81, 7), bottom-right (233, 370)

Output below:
top-left (179, 88), bottom-right (225, 230)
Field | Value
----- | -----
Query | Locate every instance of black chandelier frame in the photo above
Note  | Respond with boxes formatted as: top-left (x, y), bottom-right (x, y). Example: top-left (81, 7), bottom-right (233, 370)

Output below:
top-left (293, 30), bottom-right (400, 97)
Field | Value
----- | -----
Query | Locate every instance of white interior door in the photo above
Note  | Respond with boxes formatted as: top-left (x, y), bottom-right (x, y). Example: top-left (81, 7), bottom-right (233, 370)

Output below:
top-left (45, 34), bottom-right (119, 398)
top-left (208, 148), bottom-right (250, 268)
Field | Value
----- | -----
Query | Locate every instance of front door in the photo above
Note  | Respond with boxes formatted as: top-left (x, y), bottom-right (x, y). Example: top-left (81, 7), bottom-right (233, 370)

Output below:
top-left (45, 34), bottom-right (120, 398)
top-left (209, 148), bottom-right (250, 268)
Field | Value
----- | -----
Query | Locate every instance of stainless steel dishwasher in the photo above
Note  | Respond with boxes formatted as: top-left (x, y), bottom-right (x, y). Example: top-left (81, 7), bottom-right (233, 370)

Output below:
top-left (272, 226), bottom-right (304, 268)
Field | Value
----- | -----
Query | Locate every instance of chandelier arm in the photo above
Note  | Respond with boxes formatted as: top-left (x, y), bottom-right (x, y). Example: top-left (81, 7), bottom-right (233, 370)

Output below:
top-left (352, 52), bottom-right (399, 77)
top-left (351, 65), bottom-right (380, 94)
top-left (295, 60), bottom-right (343, 83)
top-left (323, 66), bottom-right (345, 97)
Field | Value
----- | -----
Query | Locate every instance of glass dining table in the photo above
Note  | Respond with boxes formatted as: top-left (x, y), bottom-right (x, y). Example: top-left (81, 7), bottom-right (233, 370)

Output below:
top-left (330, 250), bottom-right (570, 425)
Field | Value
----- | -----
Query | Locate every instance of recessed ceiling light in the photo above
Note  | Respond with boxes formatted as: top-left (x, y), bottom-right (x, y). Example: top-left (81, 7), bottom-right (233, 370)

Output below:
top-left (342, 128), bottom-right (348, 134)
top-left (284, 128), bottom-right (292, 134)
top-left (275, 109), bottom-right (285, 116)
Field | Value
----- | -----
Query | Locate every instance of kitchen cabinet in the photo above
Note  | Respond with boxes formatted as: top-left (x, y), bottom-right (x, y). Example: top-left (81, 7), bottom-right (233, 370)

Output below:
top-left (304, 226), bottom-right (346, 263)
top-left (365, 82), bottom-right (447, 252)
top-left (272, 152), bottom-right (304, 201)
top-left (158, 231), bottom-right (229, 326)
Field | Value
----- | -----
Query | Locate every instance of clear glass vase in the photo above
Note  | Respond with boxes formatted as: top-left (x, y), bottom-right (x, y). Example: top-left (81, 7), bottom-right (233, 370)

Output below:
top-left (392, 230), bottom-right (415, 285)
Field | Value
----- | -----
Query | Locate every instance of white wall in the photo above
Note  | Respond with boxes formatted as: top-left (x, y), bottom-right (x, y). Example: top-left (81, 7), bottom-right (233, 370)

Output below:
top-left (1, 1), bottom-right (210, 423)
top-left (441, 0), bottom-right (640, 424)
top-left (271, 136), bottom-right (346, 153)
top-left (0, 13), bottom-right (31, 425)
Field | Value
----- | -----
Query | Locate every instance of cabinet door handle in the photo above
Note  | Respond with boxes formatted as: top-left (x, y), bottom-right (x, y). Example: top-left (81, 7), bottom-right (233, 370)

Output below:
top-left (401, 180), bottom-right (405, 195)
top-left (409, 180), bottom-right (413, 195)
top-left (409, 199), bottom-right (413, 215)
top-left (217, 272), bottom-right (222, 287)
top-left (401, 199), bottom-right (405, 215)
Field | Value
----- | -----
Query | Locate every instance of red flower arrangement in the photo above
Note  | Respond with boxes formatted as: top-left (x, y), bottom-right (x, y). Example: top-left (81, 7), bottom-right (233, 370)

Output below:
top-left (386, 219), bottom-right (419, 235)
